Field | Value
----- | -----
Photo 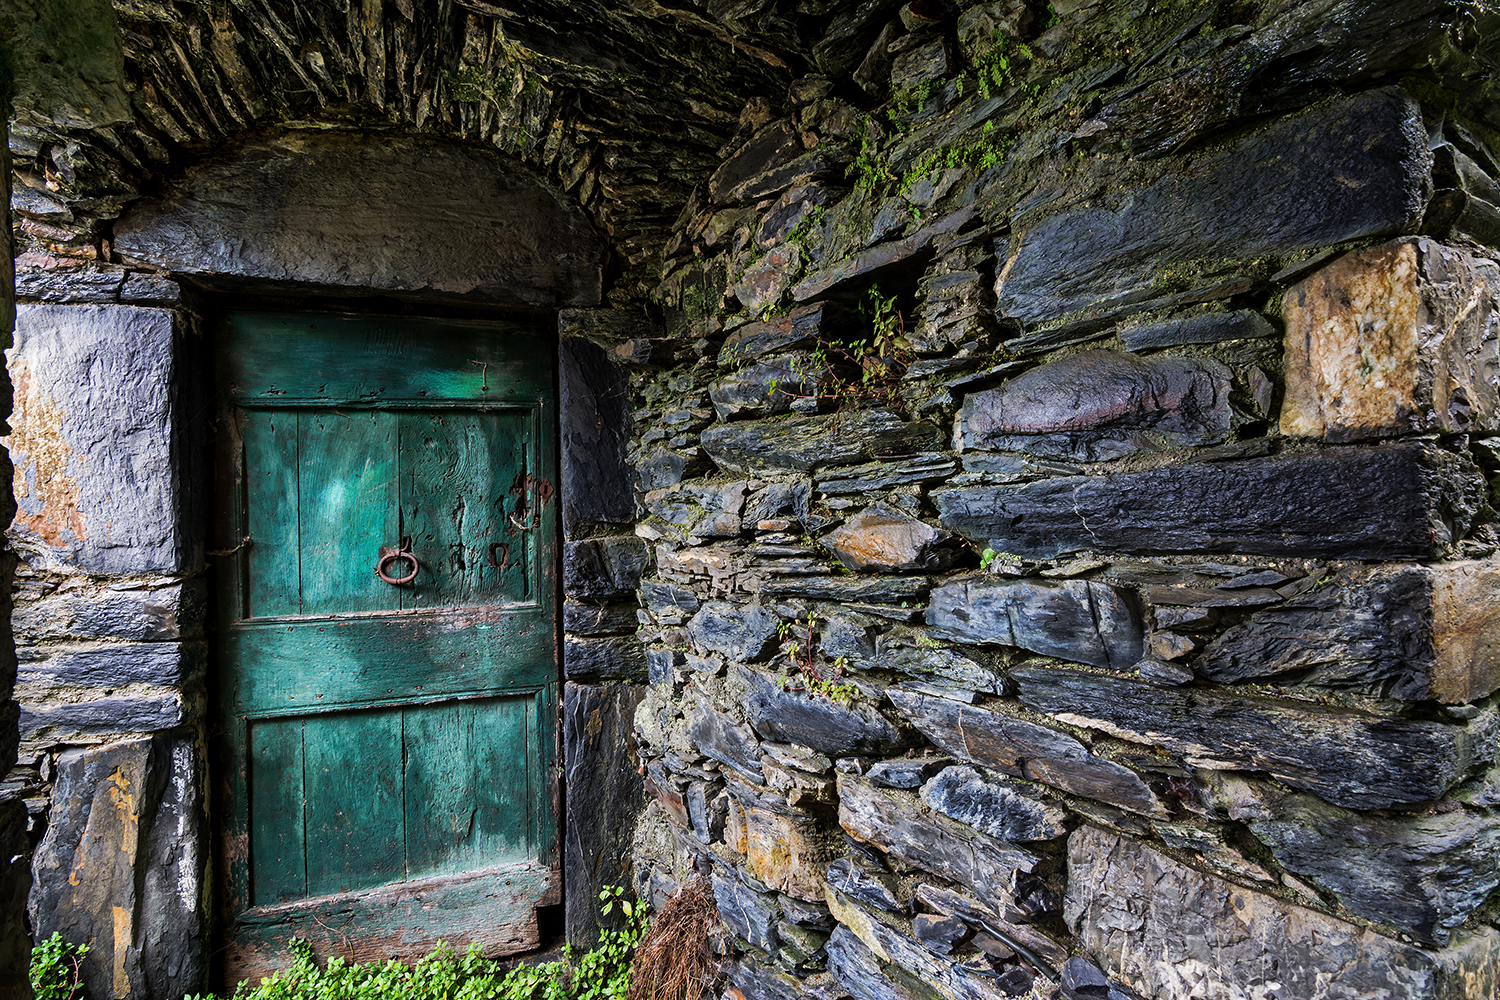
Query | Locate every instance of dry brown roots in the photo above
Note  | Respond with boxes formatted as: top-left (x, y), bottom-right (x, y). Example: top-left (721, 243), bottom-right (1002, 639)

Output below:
top-left (626, 878), bottom-right (722, 1000)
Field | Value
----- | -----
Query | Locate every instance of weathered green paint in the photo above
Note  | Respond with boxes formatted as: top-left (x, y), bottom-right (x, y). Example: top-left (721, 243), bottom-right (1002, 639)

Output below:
top-left (215, 311), bottom-right (559, 983)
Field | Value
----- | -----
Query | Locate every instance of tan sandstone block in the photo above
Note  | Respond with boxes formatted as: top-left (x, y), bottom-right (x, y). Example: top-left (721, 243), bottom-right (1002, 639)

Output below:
top-left (1281, 238), bottom-right (1500, 440)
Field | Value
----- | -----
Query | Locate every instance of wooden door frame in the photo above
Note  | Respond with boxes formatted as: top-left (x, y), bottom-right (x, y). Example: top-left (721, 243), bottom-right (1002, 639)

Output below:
top-left (203, 303), bottom-right (569, 988)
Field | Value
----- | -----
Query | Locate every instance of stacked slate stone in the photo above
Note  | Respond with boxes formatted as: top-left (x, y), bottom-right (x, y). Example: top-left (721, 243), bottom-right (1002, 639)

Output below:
top-left (621, 1), bottom-right (1500, 999)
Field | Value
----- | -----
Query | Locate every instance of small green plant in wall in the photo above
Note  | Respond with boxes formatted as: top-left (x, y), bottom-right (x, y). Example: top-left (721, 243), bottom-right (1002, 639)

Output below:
top-left (30, 933), bottom-right (87, 1000)
top-left (776, 612), bottom-right (859, 706)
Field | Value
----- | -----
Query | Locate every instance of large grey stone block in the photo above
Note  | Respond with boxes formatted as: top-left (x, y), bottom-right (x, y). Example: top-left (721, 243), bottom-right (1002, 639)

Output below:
top-left (113, 132), bottom-right (604, 308)
top-left (18, 641), bottom-right (203, 689)
top-left (562, 536), bottom-right (648, 599)
top-left (30, 734), bottom-right (208, 1000)
top-left (935, 441), bottom-right (1487, 561)
top-left (1197, 561), bottom-right (1500, 704)
top-left (564, 682), bottom-right (647, 948)
top-left (886, 688), bottom-right (1165, 818)
top-left (1065, 826), bottom-right (1500, 1000)
top-left (559, 335), bottom-right (635, 535)
top-left (955, 350), bottom-right (1233, 462)
top-left (8, 305), bottom-right (184, 573)
top-left (996, 87), bottom-right (1429, 328)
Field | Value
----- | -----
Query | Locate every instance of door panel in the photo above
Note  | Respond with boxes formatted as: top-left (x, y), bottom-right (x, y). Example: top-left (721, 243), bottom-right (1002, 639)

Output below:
top-left (216, 312), bottom-right (559, 985)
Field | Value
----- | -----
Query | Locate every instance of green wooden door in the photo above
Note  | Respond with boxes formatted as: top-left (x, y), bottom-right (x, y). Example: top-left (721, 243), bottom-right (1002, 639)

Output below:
top-left (214, 312), bottom-right (559, 985)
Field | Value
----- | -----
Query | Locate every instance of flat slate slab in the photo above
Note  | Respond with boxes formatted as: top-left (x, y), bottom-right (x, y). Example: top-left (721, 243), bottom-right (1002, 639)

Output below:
top-left (926, 577), bottom-right (1143, 670)
top-left (934, 441), bottom-right (1486, 560)
top-left (996, 87), bottom-right (1428, 328)
top-left (1012, 664), bottom-right (1496, 810)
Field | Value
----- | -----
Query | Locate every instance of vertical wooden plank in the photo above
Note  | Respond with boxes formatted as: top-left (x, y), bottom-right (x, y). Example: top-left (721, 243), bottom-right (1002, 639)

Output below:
top-left (533, 683), bottom-right (559, 870)
top-left (400, 411), bottom-right (531, 610)
top-left (404, 697), bottom-right (532, 879)
top-left (299, 411), bottom-right (401, 614)
top-left (304, 708), bottom-right (405, 895)
top-left (398, 411), bottom-right (472, 610)
top-left (242, 410), bottom-right (302, 618)
top-left (249, 717), bottom-right (308, 905)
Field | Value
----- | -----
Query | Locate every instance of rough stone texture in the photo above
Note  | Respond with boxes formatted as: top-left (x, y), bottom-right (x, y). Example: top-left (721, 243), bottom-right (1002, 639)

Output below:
top-left (20, 693), bottom-right (186, 750)
top-left (887, 688), bottom-right (1165, 818)
top-left (920, 765), bottom-right (1068, 843)
top-left (718, 301), bottom-right (858, 366)
top-left (702, 410), bottom-right (944, 473)
top-left (732, 778), bottom-right (835, 901)
top-left (936, 441), bottom-right (1487, 560)
top-left (826, 923), bottom-right (933, 1000)
top-left (687, 693), bottom-right (764, 783)
top-left (18, 640), bottom-right (203, 690)
top-left (30, 734), bottom-right (207, 1000)
top-left (564, 636), bottom-right (648, 682)
top-left (562, 600), bottom-right (640, 636)
top-left (926, 578), bottom-right (1143, 670)
top-left (823, 503), bottom-right (953, 573)
top-left (826, 890), bottom-right (1016, 1000)
top-left (1235, 788), bottom-right (1500, 946)
top-left (564, 683), bottom-right (647, 947)
top-left (715, 869), bottom-right (783, 954)
top-left (825, 856), bottom-right (902, 913)
top-left (956, 350), bottom-right (1233, 462)
top-left (1014, 664), bottom-right (1496, 810)
top-left (8, 305), bottom-right (185, 573)
top-left (562, 536), bottom-right (649, 599)
top-left (997, 88), bottom-right (1430, 328)
top-left (114, 132), bottom-right (604, 307)
top-left (739, 664), bottom-right (910, 757)
top-left (687, 602), bottom-right (779, 662)
top-left (837, 774), bottom-right (1042, 904)
top-left (1197, 561), bottom-right (1500, 703)
top-left (560, 335), bottom-right (635, 534)
top-left (13, 580), bottom-right (203, 644)
top-left (1065, 825), bottom-right (1500, 1000)
top-left (1118, 309), bottom-right (1277, 350)
top-left (710, 355), bottom-right (824, 421)
top-left (1281, 238), bottom-right (1500, 441)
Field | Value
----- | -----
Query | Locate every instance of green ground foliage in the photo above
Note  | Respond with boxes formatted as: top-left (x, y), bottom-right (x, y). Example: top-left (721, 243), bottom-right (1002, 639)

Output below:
top-left (30, 890), bottom-right (648, 1000)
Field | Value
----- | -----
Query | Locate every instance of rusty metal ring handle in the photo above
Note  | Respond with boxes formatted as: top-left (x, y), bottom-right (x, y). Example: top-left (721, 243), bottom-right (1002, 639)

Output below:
top-left (377, 536), bottom-right (419, 586)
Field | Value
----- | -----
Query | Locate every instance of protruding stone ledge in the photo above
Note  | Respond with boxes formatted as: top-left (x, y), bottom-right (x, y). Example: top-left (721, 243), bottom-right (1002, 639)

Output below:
top-left (739, 664), bottom-right (911, 758)
top-left (995, 87), bottom-right (1429, 328)
top-left (934, 441), bottom-right (1486, 560)
top-left (1197, 560), bottom-right (1500, 704)
top-left (1065, 826), bottom-right (1500, 1000)
top-left (1012, 664), bottom-right (1498, 810)
top-left (1281, 238), bottom-right (1500, 441)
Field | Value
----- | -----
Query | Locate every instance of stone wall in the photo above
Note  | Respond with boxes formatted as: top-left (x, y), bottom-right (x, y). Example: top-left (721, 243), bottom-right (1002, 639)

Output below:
top-left (616, 2), bottom-right (1500, 999)
top-left (2, 91), bottom-right (36, 1000)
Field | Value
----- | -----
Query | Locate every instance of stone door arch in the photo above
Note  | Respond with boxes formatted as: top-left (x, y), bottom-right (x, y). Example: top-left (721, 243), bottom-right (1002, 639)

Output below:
top-left (15, 127), bottom-right (637, 998)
